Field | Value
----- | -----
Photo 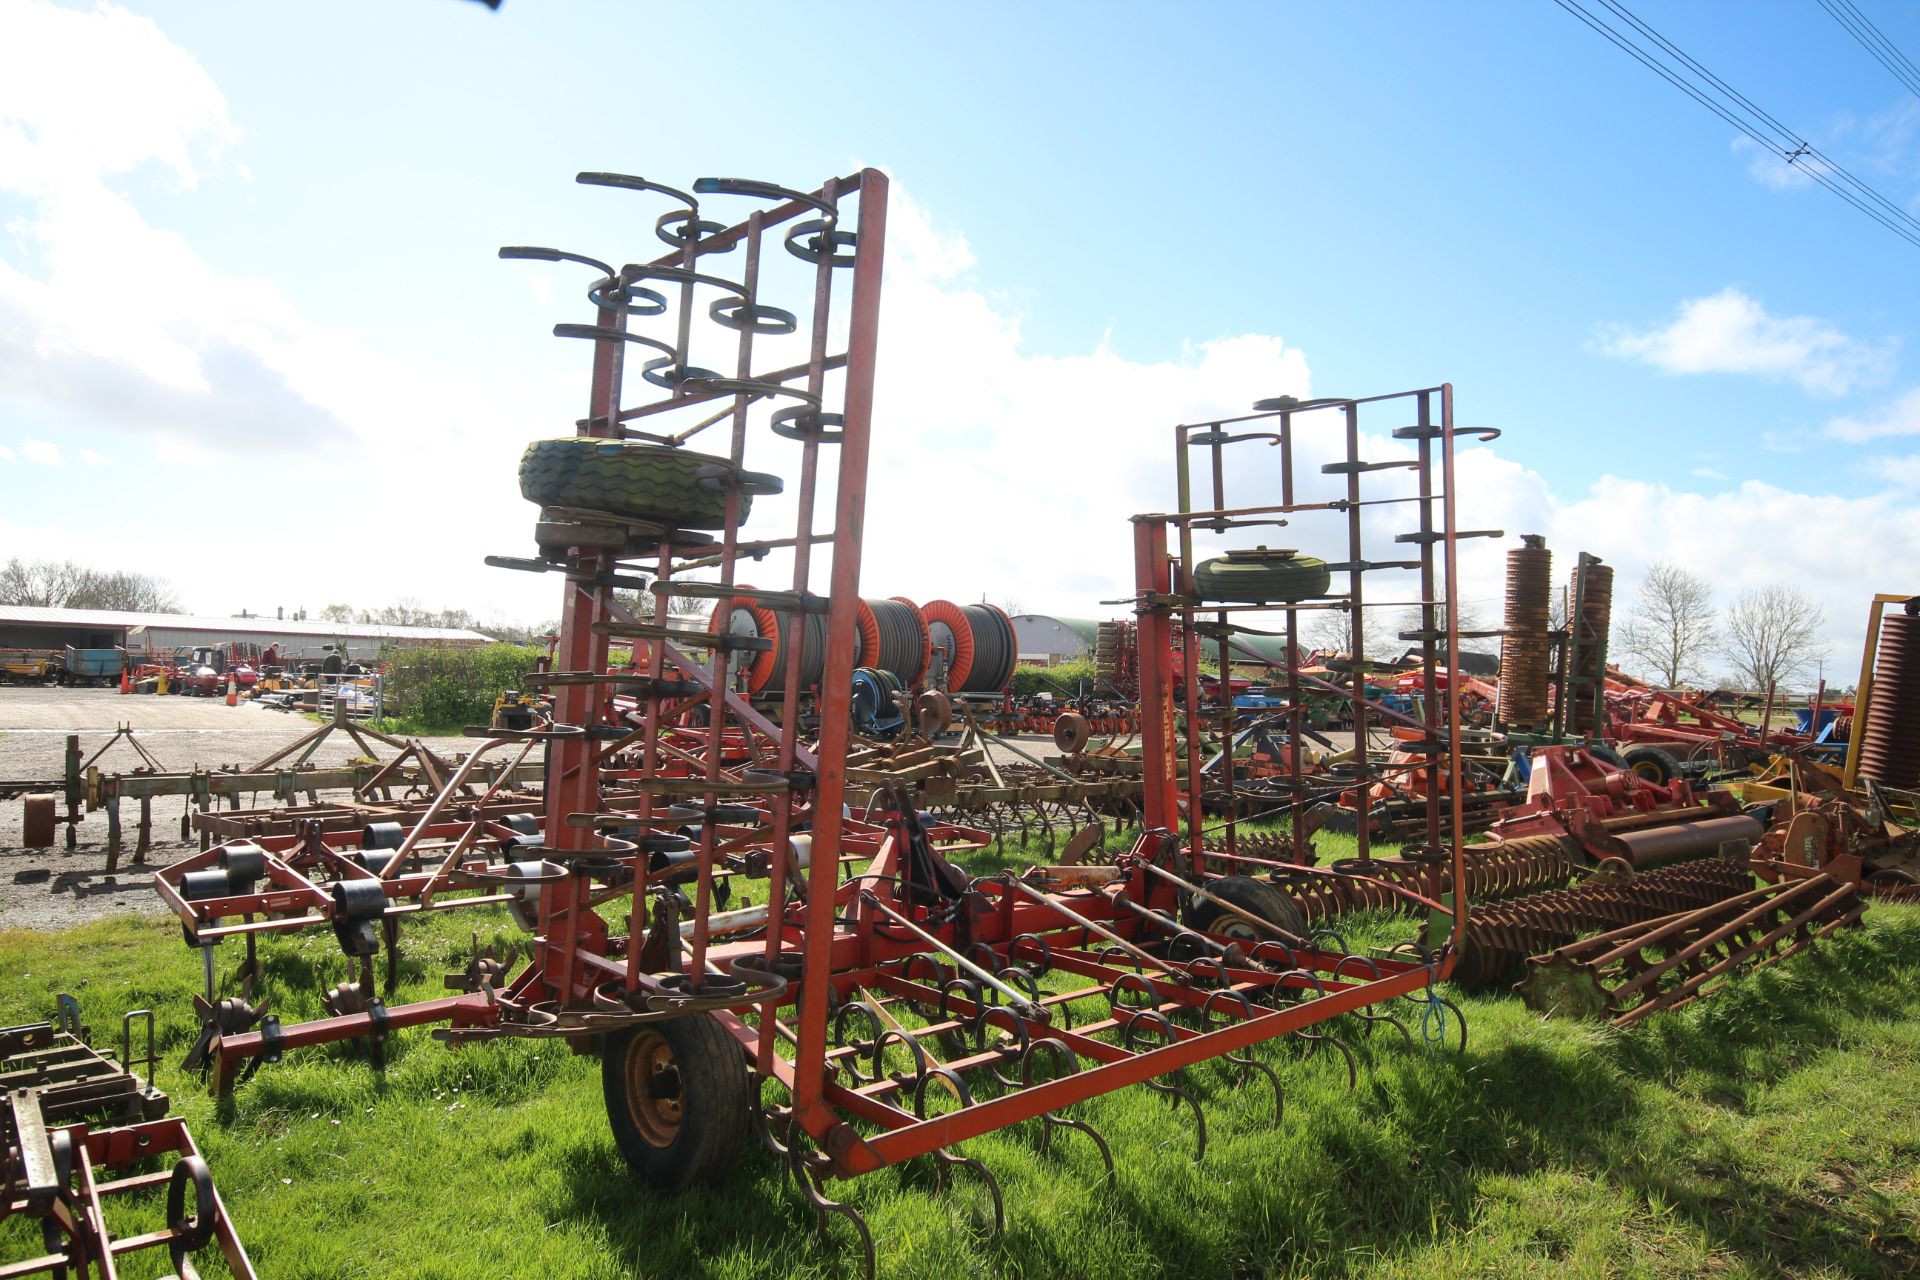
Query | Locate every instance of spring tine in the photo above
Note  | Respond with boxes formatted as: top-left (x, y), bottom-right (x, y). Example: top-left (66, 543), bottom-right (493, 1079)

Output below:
top-left (1228, 1050), bottom-right (1285, 1125)
top-left (797, 1157), bottom-right (875, 1280)
top-left (931, 1148), bottom-right (1005, 1241)
top-left (1298, 1028), bottom-right (1359, 1090)
top-left (1046, 1112), bottom-right (1116, 1179)
top-left (1162, 1080), bottom-right (1207, 1162)
top-left (1378, 1013), bottom-right (1416, 1048)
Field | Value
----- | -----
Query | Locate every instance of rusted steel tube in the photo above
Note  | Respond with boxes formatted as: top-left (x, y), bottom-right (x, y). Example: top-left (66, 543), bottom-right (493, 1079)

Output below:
top-left (1613, 813), bottom-right (1763, 868)
top-left (1498, 535), bottom-right (1553, 729)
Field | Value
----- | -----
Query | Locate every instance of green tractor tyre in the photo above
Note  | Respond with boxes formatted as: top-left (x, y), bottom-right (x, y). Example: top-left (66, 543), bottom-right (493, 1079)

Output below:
top-left (518, 438), bottom-right (747, 530)
top-left (1192, 548), bottom-right (1330, 604)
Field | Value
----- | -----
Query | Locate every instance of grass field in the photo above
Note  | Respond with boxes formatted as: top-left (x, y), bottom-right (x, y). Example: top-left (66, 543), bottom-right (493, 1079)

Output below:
top-left (3, 853), bottom-right (1916, 1279)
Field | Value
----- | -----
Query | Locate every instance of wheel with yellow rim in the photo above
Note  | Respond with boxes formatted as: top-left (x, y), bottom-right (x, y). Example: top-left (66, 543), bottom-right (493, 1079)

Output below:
top-left (601, 1013), bottom-right (750, 1190)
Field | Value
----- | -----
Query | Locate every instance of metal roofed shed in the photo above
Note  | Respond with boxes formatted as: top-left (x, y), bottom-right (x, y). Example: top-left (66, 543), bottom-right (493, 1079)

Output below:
top-left (1010, 614), bottom-right (1102, 664)
top-left (0, 606), bottom-right (492, 662)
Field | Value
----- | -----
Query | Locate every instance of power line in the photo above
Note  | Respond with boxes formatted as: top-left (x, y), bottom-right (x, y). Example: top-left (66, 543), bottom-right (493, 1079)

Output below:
top-left (1816, 0), bottom-right (1920, 102)
top-left (1583, 0), bottom-right (1920, 242)
top-left (1552, 0), bottom-right (1920, 250)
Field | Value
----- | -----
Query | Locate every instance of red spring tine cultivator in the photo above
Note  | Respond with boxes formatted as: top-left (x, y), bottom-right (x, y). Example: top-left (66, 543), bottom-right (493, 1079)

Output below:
top-left (151, 172), bottom-right (1504, 1276)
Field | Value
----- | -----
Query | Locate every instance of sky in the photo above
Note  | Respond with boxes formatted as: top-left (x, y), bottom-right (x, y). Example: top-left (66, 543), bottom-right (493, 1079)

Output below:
top-left (2, 0), bottom-right (1918, 687)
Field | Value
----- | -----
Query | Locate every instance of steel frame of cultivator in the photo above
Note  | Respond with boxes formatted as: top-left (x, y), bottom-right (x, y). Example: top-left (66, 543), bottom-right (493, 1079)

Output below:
top-left (2, 1003), bottom-right (255, 1280)
top-left (1148, 387), bottom-right (1500, 899)
top-left (145, 174), bottom-right (1503, 1277)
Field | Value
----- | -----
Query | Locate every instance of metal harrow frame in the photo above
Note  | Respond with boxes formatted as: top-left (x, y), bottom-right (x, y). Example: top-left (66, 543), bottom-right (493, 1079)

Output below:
top-left (148, 171), bottom-right (1500, 1276)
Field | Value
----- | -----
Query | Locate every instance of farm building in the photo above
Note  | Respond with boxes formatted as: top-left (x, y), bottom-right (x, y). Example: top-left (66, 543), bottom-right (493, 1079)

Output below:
top-left (0, 606), bottom-right (491, 661)
top-left (1011, 615), bottom-right (1102, 664)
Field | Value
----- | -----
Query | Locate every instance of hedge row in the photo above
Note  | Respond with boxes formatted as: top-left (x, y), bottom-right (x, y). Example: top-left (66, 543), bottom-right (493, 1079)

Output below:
top-left (380, 642), bottom-right (546, 731)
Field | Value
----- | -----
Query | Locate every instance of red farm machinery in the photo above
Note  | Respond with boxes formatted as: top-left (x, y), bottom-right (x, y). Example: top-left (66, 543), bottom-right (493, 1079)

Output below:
top-left (142, 170), bottom-right (1505, 1276)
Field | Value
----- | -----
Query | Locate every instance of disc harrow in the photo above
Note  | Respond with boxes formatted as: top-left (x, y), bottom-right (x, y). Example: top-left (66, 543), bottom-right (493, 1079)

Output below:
top-left (1516, 873), bottom-right (1866, 1025)
top-left (1453, 855), bottom-right (1754, 989)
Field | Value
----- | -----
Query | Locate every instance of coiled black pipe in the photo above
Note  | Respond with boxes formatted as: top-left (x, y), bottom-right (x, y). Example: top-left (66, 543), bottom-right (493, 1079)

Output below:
top-left (958, 603), bottom-right (1016, 694)
top-left (865, 597), bottom-right (928, 685)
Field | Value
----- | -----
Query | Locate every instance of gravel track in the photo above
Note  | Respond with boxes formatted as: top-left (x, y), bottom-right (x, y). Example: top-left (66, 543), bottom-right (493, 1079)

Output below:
top-left (0, 686), bottom-right (468, 931)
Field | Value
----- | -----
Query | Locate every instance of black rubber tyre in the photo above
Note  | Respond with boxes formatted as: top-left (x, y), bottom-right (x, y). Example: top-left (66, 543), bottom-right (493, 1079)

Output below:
top-left (520, 439), bottom-right (747, 530)
top-left (1622, 745), bottom-right (1683, 785)
top-left (1587, 741), bottom-right (1628, 769)
top-left (1183, 874), bottom-right (1308, 941)
top-left (601, 1014), bottom-right (750, 1191)
top-left (1192, 550), bottom-right (1330, 604)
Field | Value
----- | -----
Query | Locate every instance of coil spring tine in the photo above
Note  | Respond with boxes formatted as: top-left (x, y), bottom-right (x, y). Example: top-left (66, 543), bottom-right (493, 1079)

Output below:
top-left (796, 1155), bottom-right (875, 1280)
top-left (930, 1148), bottom-right (1005, 1241)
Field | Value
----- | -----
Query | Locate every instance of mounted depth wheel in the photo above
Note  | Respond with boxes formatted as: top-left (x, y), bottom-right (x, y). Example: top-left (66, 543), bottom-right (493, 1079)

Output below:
top-left (519, 438), bottom-right (749, 530)
top-left (1622, 745), bottom-right (1683, 785)
top-left (1184, 874), bottom-right (1307, 941)
top-left (602, 1014), bottom-right (750, 1190)
top-left (1192, 547), bottom-right (1329, 604)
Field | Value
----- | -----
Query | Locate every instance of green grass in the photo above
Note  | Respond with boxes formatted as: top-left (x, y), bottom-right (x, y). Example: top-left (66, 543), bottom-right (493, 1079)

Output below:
top-left (4, 878), bottom-right (1916, 1278)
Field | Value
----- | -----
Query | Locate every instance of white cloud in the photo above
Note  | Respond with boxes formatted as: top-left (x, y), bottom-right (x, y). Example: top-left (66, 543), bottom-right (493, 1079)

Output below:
top-left (1731, 136), bottom-right (1811, 191)
top-left (1826, 386), bottom-right (1920, 443)
top-left (1597, 287), bottom-right (1894, 396)
top-left (1451, 469), bottom-right (1917, 684)
top-left (78, 447), bottom-right (109, 464)
top-left (0, 442), bottom-right (12, 461)
top-left (0, 7), bottom-right (1908, 681)
top-left (0, 1), bottom-right (237, 192)
top-left (21, 438), bottom-right (59, 464)
top-left (1870, 454), bottom-right (1920, 488)
top-left (0, 0), bottom-right (396, 450)
top-left (152, 439), bottom-right (215, 468)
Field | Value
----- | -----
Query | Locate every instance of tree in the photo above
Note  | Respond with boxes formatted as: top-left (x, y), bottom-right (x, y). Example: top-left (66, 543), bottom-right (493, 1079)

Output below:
top-left (0, 557), bottom-right (182, 612)
top-left (1720, 586), bottom-right (1828, 695)
top-left (1302, 607), bottom-right (1389, 658)
top-left (612, 585), bottom-right (712, 622)
top-left (1617, 560), bottom-right (1716, 687)
top-left (317, 603), bottom-right (357, 622)
top-left (1394, 598), bottom-right (1489, 647)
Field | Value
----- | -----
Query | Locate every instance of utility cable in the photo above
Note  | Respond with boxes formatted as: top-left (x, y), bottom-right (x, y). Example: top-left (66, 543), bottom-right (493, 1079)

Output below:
top-left (1816, 0), bottom-right (1920, 103)
top-left (1552, 0), bottom-right (1920, 249)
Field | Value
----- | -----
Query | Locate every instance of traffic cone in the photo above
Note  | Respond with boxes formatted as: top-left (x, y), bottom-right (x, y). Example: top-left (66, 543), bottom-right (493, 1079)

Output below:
top-left (119, 667), bottom-right (130, 695)
top-left (225, 674), bottom-right (238, 707)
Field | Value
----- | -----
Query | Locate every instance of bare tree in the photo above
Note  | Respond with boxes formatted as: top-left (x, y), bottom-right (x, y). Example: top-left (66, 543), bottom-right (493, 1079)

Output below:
top-left (0, 559), bottom-right (83, 606)
top-left (1618, 560), bottom-right (1716, 687)
top-left (1394, 598), bottom-right (1489, 647)
top-left (613, 586), bottom-right (711, 622)
top-left (0, 557), bottom-right (182, 612)
top-left (1720, 586), bottom-right (1828, 696)
top-left (1303, 607), bottom-right (1389, 657)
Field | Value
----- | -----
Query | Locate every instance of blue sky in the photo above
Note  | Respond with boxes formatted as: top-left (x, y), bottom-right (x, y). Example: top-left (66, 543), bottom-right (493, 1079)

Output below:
top-left (2, 1), bottom-right (1918, 681)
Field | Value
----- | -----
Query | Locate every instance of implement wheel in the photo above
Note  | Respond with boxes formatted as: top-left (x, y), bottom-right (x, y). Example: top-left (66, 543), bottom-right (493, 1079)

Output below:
top-left (1192, 548), bottom-right (1330, 604)
top-left (1622, 745), bottom-right (1683, 785)
top-left (602, 1014), bottom-right (750, 1190)
top-left (1184, 874), bottom-right (1307, 942)
top-left (520, 438), bottom-right (747, 529)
